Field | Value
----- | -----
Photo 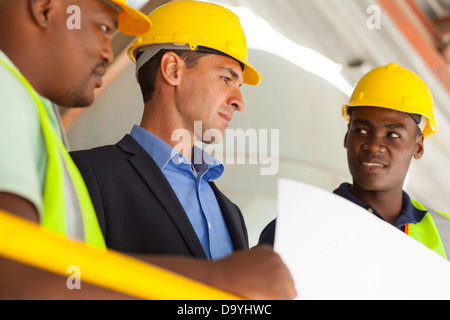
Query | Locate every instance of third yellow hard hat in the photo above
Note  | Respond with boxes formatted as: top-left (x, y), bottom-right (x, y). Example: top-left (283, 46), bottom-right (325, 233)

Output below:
top-left (127, 0), bottom-right (261, 85)
top-left (342, 63), bottom-right (437, 138)
top-left (107, 0), bottom-right (151, 36)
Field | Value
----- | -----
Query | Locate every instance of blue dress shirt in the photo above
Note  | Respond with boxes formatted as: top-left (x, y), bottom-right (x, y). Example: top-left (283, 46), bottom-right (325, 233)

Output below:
top-left (130, 125), bottom-right (233, 260)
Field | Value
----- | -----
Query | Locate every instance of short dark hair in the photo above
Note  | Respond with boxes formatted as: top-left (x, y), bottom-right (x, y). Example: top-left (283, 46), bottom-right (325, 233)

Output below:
top-left (136, 49), bottom-right (209, 102)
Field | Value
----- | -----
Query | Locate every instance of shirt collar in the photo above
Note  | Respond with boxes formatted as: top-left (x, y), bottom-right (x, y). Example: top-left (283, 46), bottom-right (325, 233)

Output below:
top-left (333, 183), bottom-right (427, 228)
top-left (130, 125), bottom-right (224, 181)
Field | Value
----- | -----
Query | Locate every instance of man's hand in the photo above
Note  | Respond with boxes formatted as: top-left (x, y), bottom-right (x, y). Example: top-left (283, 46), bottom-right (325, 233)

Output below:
top-left (207, 245), bottom-right (297, 300)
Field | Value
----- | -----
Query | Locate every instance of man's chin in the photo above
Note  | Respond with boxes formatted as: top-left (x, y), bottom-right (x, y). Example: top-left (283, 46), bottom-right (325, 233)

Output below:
top-left (354, 180), bottom-right (388, 193)
top-left (63, 92), bottom-right (95, 109)
top-left (70, 101), bottom-right (94, 108)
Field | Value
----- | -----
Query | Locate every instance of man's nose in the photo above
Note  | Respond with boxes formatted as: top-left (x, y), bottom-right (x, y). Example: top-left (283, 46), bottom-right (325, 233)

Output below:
top-left (228, 87), bottom-right (244, 112)
top-left (362, 135), bottom-right (387, 153)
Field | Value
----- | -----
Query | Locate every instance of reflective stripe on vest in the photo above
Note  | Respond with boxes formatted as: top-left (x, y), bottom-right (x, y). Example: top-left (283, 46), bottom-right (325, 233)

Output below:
top-left (406, 199), bottom-right (450, 261)
top-left (0, 58), bottom-right (106, 249)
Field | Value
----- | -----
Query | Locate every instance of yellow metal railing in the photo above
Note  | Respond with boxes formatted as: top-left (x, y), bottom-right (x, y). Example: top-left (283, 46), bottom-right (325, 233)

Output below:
top-left (0, 210), bottom-right (241, 300)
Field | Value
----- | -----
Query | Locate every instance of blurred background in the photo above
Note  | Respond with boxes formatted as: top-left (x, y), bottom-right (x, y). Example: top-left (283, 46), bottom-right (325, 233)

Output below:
top-left (62, 0), bottom-right (450, 246)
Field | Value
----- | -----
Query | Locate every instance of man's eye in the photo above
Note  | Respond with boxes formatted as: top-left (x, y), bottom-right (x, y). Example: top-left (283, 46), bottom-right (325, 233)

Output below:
top-left (388, 132), bottom-right (401, 138)
top-left (355, 128), bottom-right (368, 134)
top-left (221, 76), bottom-right (231, 84)
top-left (100, 24), bottom-right (110, 33)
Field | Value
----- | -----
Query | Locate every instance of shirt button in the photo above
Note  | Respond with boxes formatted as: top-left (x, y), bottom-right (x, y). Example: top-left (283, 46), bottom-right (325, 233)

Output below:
top-left (208, 222), bottom-right (212, 229)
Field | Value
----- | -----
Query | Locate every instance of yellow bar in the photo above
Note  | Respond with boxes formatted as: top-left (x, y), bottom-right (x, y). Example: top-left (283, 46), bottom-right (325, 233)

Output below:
top-left (0, 210), bottom-right (242, 300)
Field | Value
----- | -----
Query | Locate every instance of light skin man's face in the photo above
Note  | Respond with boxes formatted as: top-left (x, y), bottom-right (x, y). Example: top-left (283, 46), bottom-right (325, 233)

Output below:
top-left (176, 53), bottom-right (245, 143)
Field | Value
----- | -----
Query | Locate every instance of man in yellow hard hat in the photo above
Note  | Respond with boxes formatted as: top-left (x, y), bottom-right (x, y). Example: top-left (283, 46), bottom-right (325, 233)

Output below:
top-left (336, 63), bottom-right (450, 260)
top-left (70, 2), bottom-right (296, 298)
top-left (71, 1), bottom-right (260, 259)
top-left (0, 0), bottom-right (151, 298)
top-left (260, 63), bottom-right (450, 261)
top-left (0, 0), bottom-right (150, 229)
top-left (0, 0), bottom-right (295, 300)
top-left (72, 0), bottom-right (296, 300)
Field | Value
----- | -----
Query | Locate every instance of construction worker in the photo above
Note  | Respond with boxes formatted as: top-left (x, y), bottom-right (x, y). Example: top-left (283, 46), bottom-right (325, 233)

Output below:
top-left (0, 0), bottom-right (151, 246)
top-left (0, 0), bottom-right (150, 299)
top-left (71, 1), bottom-right (259, 259)
top-left (0, 0), bottom-right (295, 299)
top-left (337, 63), bottom-right (450, 260)
top-left (69, 2), bottom-right (295, 299)
top-left (260, 63), bottom-right (450, 261)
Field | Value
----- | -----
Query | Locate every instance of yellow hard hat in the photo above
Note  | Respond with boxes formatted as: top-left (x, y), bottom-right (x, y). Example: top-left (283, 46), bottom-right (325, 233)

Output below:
top-left (342, 63), bottom-right (437, 138)
top-left (107, 0), bottom-right (151, 36)
top-left (127, 0), bottom-right (261, 85)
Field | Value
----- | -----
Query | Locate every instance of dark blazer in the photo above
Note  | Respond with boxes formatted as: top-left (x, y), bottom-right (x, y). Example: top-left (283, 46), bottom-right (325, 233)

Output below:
top-left (70, 134), bottom-right (248, 258)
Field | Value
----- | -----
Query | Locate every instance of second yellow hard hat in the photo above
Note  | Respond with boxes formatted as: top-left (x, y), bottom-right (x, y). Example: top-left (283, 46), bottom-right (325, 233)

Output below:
top-left (107, 0), bottom-right (152, 36)
top-left (127, 0), bottom-right (261, 86)
top-left (342, 63), bottom-right (437, 138)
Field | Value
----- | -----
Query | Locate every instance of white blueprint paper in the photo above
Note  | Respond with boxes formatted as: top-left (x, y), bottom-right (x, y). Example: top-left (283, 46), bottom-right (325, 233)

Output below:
top-left (274, 178), bottom-right (450, 300)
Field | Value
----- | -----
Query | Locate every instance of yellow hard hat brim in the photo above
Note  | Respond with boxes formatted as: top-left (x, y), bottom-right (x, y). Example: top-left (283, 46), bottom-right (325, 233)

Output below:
top-left (129, 43), bottom-right (261, 86)
top-left (241, 58), bottom-right (261, 86)
top-left (108, 0), bottom-right (152, 36)
top-left (219, 50), bottom-right (261, 86)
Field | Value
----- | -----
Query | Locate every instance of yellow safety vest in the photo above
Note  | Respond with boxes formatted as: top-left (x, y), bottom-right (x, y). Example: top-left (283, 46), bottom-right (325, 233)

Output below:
top-left (407, 199), bottom-right (450, 261)
top-left (0, 57), bottom-right (106, 249)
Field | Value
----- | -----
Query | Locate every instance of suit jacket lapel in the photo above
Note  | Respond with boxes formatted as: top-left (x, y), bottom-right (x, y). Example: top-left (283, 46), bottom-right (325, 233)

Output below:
top-left (117, 135), bottom-right (207, 258)
top-left (209, 182), bottom-right (249, 250)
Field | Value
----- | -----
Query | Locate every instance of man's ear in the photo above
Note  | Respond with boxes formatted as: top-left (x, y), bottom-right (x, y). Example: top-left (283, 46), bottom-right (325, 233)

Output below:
top-left (413, 134), bottom-right (424, 160)
top-left (160, 52), bottom-right (184, 86)
top-left (29, 0), bottom-right (53, 28)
